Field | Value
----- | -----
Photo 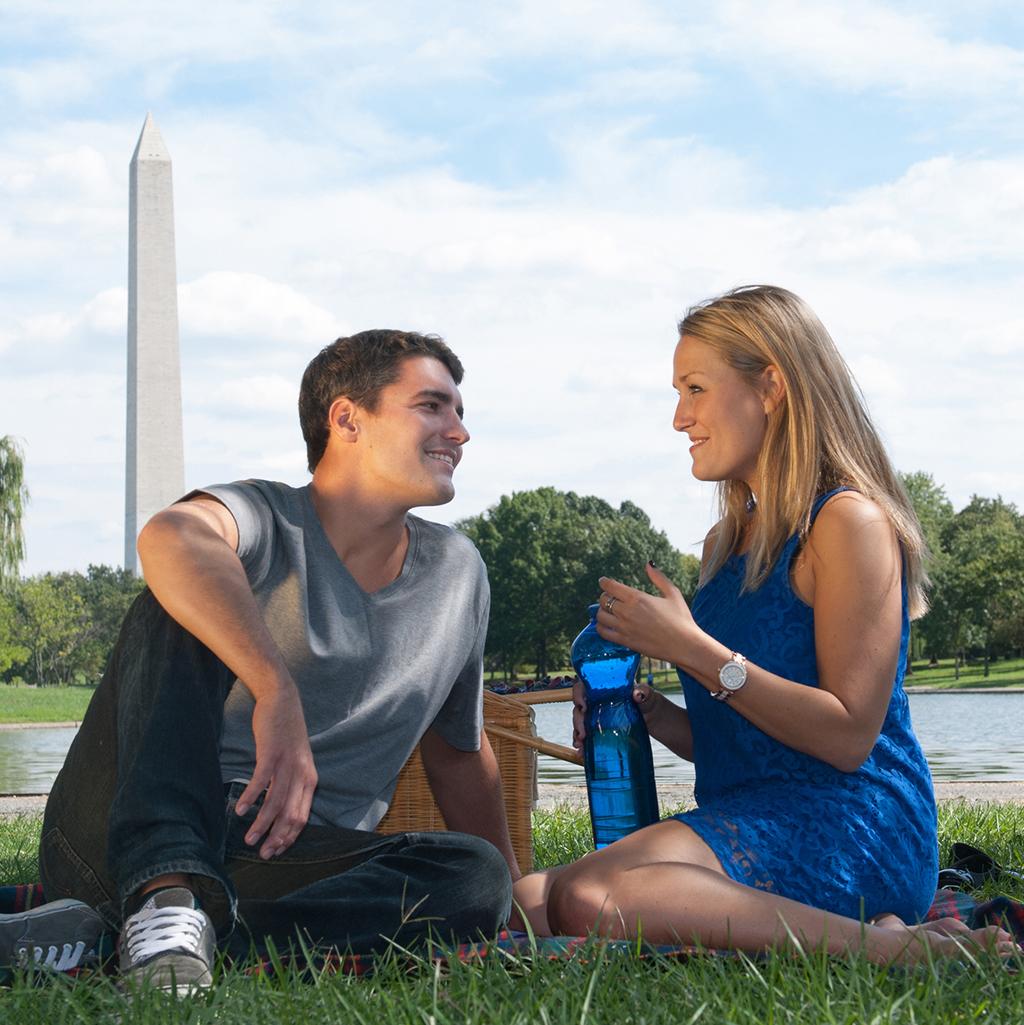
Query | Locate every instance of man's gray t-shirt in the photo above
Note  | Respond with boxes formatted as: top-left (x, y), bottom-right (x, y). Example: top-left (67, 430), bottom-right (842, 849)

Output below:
top-left (200, 479), bottom-right (489, 831)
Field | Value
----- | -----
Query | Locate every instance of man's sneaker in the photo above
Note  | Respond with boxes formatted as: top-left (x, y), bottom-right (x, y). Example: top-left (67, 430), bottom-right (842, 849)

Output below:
top-left (119, 887), bottom-right (215, 996)
top-left (0, 898), bottom-right (106, 972)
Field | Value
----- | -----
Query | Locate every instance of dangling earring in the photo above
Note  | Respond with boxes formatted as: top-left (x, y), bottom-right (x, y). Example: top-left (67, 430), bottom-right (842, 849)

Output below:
top-left (745, 494), bottom-right (757, 515)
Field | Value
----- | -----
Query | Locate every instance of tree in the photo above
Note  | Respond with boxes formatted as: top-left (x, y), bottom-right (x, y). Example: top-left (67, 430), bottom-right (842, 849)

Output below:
top-left (12, 573), bottom-right (89, 685)
top-left (0, 436), bottom-right (29, 587)
top-left (458, 488), bottom-right (699, 678)
top-left (900, 471), bottom-right (953, 560)
top-left (0, 565), bottom-right (145, 685)
top-left (926, 496), bottom-right (1024, 674)
top-left (900, 471), bottom-right (954, 666)
top-left (70, 565), bottom-right (146, 680)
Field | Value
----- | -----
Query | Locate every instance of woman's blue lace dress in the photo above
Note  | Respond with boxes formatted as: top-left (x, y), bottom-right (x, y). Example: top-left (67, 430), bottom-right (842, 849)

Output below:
top-left (674, 490), bottom-right (938, 922)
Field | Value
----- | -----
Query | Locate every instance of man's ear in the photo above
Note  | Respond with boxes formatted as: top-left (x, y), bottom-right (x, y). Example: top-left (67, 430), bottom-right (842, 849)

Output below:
top-left (760, 364), bottom-right (787, 415)
top-left (327, 396), bottom-right (360, 443)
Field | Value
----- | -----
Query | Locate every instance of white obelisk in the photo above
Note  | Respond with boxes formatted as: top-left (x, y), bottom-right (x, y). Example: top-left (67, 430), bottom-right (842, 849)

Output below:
top-left (124, 113), bottom-right (185, 573)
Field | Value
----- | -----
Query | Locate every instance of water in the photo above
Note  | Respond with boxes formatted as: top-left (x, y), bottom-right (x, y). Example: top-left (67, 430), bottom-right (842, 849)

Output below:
top-left (0, 691), bottom-right (1022, 795)
top-left (530, 691), bottom-right (1024, 785)
top-left (0, 727), bottom-right (76, 795)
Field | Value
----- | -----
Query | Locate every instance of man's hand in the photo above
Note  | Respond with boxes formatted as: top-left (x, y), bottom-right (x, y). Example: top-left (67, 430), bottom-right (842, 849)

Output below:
top-left (237, 684), bottom-right (318, 859)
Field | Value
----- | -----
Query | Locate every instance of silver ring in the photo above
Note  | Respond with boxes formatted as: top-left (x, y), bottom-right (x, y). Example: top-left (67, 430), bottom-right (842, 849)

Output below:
top-left (604, 595), bottom-right (617, 613)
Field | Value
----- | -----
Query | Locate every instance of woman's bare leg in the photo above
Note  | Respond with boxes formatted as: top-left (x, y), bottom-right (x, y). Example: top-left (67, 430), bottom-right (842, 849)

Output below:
top-left (543, 820), bottom-right (1017, 963)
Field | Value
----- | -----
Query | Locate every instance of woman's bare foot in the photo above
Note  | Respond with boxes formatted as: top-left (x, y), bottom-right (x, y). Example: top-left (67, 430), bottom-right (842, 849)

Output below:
top-left (869, 910), bottom-right (1018, 962)
top-left (872, 912), bottom-right (972, 938)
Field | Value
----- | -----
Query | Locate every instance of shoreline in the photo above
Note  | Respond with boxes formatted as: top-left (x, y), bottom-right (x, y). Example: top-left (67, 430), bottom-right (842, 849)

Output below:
top-left (0, 685), bottom-right (1021, 730)
top-left (536, 780), bottom-right (1024, 811)
top-left (3, 780), bottom-right (1023, 820)
top-left (0, 720), bottom-right (81, 731)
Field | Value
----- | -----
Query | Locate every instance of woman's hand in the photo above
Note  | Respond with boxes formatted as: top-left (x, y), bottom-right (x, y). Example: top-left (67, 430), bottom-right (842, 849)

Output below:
top-left (596, 562), bottom-right (700, 666)
top-left (572, 677), bottom-right (663, 750)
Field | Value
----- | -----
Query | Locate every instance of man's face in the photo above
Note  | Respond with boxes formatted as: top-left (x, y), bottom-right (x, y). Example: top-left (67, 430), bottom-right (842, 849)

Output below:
top-left (357, 355), bottom-right (469, 508)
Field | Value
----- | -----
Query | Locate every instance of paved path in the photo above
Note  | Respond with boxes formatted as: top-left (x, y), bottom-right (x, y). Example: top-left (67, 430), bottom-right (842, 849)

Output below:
top-left (536, 780), bottom-right (1024, 810)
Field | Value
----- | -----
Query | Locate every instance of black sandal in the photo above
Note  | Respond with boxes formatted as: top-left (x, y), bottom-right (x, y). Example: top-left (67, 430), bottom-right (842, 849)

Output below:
top-left (938, 842), bottom-right (1024, 891)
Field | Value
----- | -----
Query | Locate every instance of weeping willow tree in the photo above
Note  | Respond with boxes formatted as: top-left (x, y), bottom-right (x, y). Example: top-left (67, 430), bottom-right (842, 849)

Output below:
top-left (0, 436), bottom-right (29, 586)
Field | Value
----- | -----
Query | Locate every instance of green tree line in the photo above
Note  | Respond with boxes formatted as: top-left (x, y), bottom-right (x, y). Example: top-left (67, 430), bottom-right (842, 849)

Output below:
top-left (902, 472), bottom-right (1024, 674)
top-left (457, 487), bottom-right (701, 679)
top-left (0, 475), bottom-right (1021, 687)
top-left (1, 566), bottom-right (144, 686)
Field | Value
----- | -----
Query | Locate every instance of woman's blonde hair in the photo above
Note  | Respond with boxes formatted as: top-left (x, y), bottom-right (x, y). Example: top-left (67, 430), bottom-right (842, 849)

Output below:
top-left (680, 285), bottom-right (929, 619)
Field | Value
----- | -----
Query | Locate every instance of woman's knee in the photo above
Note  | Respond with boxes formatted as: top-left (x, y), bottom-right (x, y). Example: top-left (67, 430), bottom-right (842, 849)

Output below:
top-left (547, 864), bottom-right (621, 936)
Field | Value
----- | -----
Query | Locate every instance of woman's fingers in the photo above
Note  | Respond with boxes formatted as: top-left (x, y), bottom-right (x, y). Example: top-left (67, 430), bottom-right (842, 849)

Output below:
top-left (572, 678), bottom-right (586, 749)
top-left (644, 561), bottom-right (682, 598)
top-left (632, 680), bottom-right (654, 712)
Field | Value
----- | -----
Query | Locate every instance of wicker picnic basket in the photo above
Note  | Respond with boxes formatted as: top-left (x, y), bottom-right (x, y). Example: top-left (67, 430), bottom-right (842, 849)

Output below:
top-left (376, 689), bottom-right (578, 873)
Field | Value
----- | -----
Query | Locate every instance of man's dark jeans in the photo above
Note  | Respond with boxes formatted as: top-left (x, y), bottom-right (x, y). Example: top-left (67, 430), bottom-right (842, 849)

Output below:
top-left (39, 590), bottom-right (512, 958)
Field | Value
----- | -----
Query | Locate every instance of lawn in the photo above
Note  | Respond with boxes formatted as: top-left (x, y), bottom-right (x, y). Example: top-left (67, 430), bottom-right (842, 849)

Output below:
top-left (2, 802), bottom-right (1022, 1023)
top-left (0, 684), bottom-right (95, 724)
top-left (492, 657), bottom-right (1024, 694)
top-left (904, 656), bottom-right (1024, 690)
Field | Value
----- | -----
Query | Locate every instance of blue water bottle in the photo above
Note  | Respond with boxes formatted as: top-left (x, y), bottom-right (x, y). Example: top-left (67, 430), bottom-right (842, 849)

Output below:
top-left (571, 603), bottom-right (659, 848)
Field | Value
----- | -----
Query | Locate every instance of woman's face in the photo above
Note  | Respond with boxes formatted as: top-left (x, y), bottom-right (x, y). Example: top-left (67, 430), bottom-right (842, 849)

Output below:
top-left (672, 335), bottom-right (772, 490)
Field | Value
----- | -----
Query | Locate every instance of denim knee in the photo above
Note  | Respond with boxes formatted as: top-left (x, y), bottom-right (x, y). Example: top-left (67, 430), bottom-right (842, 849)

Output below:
top-left (417, 831), bottom-right (513, 934)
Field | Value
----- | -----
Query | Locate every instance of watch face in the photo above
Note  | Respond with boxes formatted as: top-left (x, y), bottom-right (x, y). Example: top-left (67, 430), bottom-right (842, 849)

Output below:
top-left (719, 660), bottom-right (747, 691)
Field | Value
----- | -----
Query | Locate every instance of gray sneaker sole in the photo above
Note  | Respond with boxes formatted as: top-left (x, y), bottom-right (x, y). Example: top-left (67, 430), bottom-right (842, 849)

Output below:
top-left (121, 952), bottom-right (213, 996)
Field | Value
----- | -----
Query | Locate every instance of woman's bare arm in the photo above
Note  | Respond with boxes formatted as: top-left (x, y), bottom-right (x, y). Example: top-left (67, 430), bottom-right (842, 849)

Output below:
top-left (596, 493), bottom-right (903, 773)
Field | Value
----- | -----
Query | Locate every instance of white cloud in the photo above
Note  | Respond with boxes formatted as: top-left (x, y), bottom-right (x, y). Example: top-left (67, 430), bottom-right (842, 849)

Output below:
top-left (553, 120), bottom-right (753, 211)
top-left (208, 375), bottom-right (298, 414)
top-left (711, 0), bottom-right (1024, 99)
top-left (178, 272), bottom-right (340, 345)
top-left (82, 288), bottom-right (128, 334)
top-left (802, 157), bottom-right (1024, 268)
top-left (0, 60), bottom-right (98, 108)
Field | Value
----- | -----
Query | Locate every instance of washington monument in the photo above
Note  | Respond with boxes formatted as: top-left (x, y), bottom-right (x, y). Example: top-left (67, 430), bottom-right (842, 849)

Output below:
top-left (124, 113), bottom-right (184, 572)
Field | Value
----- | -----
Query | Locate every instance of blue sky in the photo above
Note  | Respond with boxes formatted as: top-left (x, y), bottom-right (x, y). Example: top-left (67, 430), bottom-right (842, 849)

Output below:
top-left (2, 1), bottom-right (1023, 574)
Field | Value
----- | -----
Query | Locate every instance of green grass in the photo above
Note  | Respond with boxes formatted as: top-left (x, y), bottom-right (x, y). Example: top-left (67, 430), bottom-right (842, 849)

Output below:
top-left (905, 657), bottom-right (1024, 690)
top-left (2, 803), bottom-right (1022, 1022)
top-left (0, 684), bottom-right (95, 724)
top-left (493, 657), bottom-right (1024, 694)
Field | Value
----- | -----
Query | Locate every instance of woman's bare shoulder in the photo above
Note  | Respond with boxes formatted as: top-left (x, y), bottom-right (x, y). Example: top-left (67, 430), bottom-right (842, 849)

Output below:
top-left (813, 490), bottom-right (890, 532)
top-left (807, 491), bottom-right (897, 566)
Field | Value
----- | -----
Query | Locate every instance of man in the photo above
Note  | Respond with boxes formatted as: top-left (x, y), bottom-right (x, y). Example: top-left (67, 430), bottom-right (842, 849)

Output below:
top-left (22, 330), bottom-right (518, 991)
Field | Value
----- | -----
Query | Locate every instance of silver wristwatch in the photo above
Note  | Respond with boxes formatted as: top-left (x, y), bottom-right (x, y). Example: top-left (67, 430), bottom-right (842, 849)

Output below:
top-left (711, 652), bottom-right (747, 702)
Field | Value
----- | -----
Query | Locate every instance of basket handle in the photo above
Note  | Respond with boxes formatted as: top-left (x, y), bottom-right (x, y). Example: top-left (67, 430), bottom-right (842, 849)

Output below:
top-left (485, 723), bottom-right (583, 766)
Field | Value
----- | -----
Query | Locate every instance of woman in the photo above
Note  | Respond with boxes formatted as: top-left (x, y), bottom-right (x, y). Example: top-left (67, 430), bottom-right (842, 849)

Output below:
top-left (512, 285), bottom-right (1016, 962)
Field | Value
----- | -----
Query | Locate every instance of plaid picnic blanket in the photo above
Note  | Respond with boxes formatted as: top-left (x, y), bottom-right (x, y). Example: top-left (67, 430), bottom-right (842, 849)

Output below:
top-left (3, 883), bottom-right (1022, 976)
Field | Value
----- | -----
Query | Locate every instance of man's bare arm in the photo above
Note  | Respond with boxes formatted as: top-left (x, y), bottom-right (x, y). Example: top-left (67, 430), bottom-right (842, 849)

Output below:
top-left (137, 496), bottom-right (317, 859)
top-left (419, 727), bottom-right (521, 881)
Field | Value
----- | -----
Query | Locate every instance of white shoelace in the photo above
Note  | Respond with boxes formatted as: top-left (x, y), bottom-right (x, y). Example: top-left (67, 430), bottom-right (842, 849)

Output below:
top-left (19, 940), bottom-right (89, 971)
top-left (123, 905), bottom-right (208, 963)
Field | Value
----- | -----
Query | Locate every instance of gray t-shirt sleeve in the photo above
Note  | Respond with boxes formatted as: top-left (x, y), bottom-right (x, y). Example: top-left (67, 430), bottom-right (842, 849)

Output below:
top-left (194, 481), bottom-right (277, 588)
top-left (428, 566), bottom-right (489, 752)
